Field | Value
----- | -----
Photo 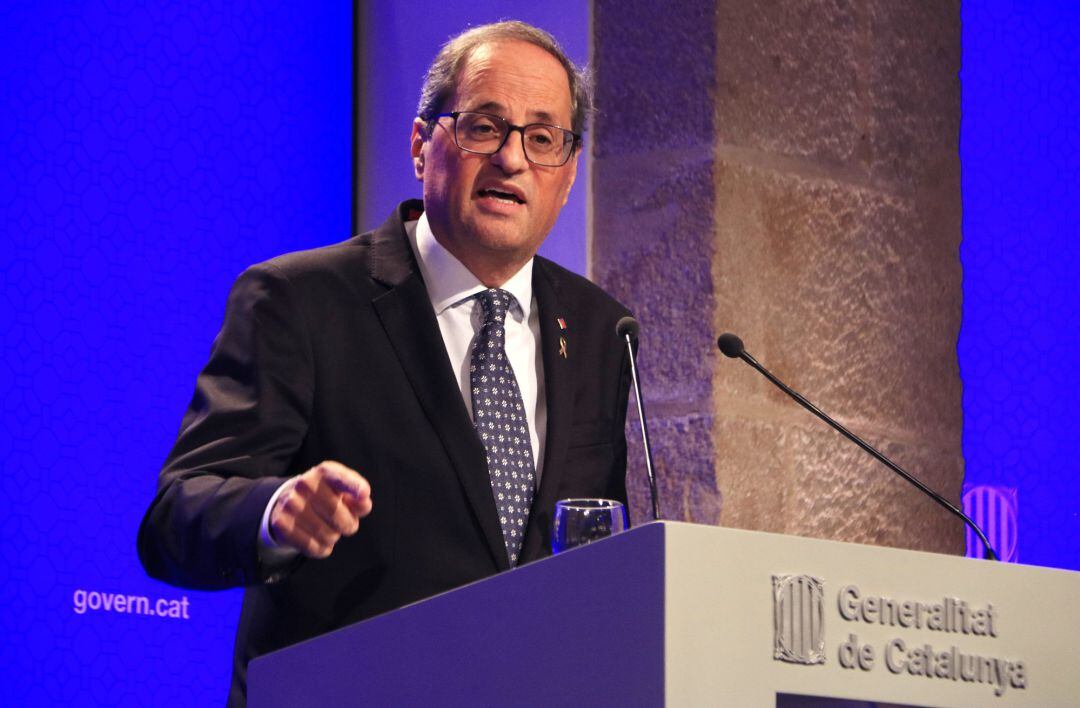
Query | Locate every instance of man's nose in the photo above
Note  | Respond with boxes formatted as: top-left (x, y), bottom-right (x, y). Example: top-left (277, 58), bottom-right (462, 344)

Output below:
top-left (490, 129), bottom-right (529, 173)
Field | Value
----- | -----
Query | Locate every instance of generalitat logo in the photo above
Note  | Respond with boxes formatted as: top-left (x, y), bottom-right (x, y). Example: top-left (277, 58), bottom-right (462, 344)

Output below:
top-left (773, 574), bottom-right (825, 665)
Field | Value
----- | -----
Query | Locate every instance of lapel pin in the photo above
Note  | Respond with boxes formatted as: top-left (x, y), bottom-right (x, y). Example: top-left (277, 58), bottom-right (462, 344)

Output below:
top-left (557, 317), bottom-right (567, 330)
top-left (559, 336), bottom-right (568, 359)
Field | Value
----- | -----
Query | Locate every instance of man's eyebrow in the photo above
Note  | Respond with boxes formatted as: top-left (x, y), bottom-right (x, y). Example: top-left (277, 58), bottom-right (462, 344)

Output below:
top-left (467, 101), bottom-right (564, 126)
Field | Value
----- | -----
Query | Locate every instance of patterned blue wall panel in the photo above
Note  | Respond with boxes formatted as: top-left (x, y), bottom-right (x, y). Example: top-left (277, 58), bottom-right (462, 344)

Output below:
top-left (0, 1), bottom-right (350, 704)
top-left (961, 1), bottom-right (1080, 570)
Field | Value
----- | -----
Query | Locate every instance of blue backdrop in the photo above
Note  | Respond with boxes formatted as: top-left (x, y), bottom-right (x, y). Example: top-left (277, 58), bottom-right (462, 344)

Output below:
top-left (960, 0), bottom-right (1080, 570)
top-left (0, 0), bottom-right (1076, 705)
top-left (1, 1), bottom-right (350, 704)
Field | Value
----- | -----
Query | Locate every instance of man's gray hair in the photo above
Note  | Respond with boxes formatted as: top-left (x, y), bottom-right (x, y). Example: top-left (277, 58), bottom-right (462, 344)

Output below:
top-left (417, 20), bottom-right (592, 135)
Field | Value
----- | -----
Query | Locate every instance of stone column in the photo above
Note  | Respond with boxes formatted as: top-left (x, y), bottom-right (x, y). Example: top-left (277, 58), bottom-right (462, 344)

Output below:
top-left (591, 1), bottom-right (963, 554)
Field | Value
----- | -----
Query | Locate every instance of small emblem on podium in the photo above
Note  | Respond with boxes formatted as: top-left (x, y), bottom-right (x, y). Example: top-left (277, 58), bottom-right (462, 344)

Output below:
top-left (773, 574), bottom-right (826, 665)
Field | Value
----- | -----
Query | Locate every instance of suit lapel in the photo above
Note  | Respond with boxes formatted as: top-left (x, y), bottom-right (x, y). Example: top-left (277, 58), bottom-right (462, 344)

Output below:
top-left (368, 204), bottom-right (509, 571)
top-left (524, 260), bottom-right (576, 555)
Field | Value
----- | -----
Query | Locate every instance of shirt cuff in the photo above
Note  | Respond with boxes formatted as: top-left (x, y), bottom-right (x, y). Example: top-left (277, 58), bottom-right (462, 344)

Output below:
top-left (258, 481), bottom-right (300, 566)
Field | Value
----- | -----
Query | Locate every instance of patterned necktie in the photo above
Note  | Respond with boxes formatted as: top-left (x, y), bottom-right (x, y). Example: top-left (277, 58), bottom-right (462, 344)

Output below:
top-left (470, 288), bottom-right (536, 565)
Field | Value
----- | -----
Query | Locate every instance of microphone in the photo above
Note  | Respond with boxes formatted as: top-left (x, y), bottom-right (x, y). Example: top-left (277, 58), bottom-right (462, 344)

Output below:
top-left (617, 316), bottom-right (660, 520)
top-left (716, 333), bottom-right (999, 561)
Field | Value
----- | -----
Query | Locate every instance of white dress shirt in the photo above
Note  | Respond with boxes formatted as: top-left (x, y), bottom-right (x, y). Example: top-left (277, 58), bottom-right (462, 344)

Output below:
top-left (407, 212), bottom-right (547, 478)
top-left (259, 212), bottom-right (546, 554)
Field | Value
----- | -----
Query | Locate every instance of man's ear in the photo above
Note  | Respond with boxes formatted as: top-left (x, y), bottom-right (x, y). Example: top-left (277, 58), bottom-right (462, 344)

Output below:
top-left (559, 149), bottom-right (580, 207)
top-left (410, 118), bottom-right (428, 181)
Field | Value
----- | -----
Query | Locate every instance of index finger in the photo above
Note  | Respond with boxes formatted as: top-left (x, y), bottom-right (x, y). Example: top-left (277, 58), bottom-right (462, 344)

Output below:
top-left (318, 461), bottom-right (371, 500)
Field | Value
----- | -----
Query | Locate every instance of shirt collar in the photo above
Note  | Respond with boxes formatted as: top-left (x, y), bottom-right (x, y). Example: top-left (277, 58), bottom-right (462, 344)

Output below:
top-left (407, 211), bottom-right (534, 320)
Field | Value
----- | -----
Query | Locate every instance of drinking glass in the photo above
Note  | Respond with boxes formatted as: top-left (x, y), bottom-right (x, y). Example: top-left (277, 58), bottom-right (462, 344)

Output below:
top-left (551, 498), bottom-right (628, 554)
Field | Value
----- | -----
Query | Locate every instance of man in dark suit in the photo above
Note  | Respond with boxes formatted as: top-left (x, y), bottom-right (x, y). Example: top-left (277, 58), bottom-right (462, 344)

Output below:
top-left (138, 21), bottom-right (631, 705)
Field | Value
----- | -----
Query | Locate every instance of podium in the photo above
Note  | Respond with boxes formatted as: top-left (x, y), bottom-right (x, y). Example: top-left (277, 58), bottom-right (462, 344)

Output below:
top-left (249, 522), bottom-right (1079, 706)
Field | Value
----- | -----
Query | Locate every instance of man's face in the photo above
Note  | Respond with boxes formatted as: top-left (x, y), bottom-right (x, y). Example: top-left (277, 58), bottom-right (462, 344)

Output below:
top-left (411, 40), bottom-right (579, 283)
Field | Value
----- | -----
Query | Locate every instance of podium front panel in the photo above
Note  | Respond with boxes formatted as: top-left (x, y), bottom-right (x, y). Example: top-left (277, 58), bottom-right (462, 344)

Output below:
top-left (251, 522), bottom-right (1080, 706)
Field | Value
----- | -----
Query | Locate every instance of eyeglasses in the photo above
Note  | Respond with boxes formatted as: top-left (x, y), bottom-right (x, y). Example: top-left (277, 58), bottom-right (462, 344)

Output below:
top-left (428, 111), bottom-right (580, 167)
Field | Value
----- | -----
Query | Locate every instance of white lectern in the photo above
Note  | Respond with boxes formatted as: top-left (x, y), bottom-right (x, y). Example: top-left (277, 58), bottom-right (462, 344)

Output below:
top-left (249, 522), bottom-right (1079, 706)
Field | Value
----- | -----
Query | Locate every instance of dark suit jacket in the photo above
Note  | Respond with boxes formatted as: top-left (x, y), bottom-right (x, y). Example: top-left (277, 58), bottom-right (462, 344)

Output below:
top-left (137, 201), bottom-right (632, 704)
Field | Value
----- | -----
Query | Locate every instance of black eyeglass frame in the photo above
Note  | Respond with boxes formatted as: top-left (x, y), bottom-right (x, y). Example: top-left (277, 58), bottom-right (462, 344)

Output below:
top-left (426, 111), bottom-right (581, 167)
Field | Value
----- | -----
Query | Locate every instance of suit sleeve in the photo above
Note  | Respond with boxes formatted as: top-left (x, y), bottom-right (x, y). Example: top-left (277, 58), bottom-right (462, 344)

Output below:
top-left (137, 263), bottom-right (314, 590)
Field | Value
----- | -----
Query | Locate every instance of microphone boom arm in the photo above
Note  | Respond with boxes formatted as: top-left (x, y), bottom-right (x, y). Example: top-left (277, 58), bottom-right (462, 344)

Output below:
top-left (727, 340), bottom-right (998, 561)
top-left (617, 316), bottom-right (661, 521)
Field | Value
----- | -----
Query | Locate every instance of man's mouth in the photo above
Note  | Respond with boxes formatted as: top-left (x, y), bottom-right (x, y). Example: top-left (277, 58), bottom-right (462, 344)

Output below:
top-left (477, 188), bottom-right (526, 205)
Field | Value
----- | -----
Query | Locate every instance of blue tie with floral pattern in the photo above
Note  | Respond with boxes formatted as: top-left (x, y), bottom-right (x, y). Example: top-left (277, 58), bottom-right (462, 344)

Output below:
top-left (470, 288), bottom-right (535, 565)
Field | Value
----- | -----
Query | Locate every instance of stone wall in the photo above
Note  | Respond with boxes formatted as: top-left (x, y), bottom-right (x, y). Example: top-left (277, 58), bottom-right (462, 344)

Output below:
top-left (591, 1), bottom-right (964, 554)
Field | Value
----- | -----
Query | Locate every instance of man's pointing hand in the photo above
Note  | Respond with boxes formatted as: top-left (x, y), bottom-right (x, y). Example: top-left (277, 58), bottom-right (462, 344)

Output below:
top-left (269, 461), bottom-right (373, 558)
